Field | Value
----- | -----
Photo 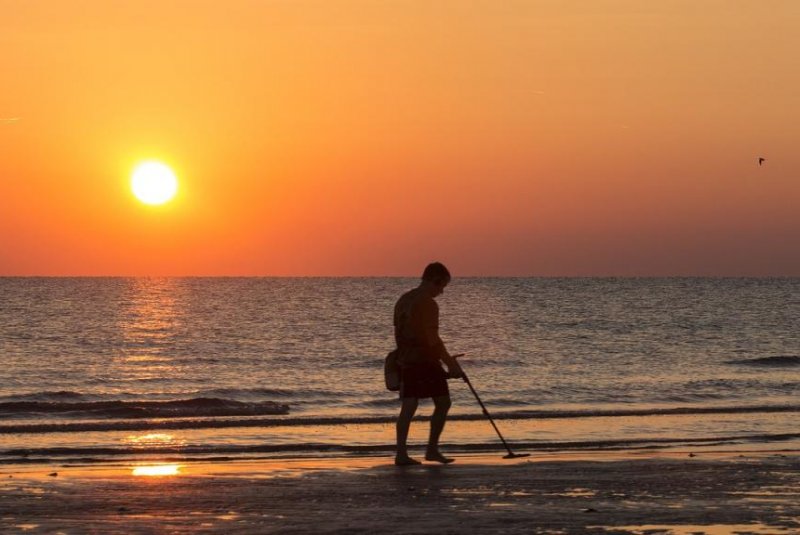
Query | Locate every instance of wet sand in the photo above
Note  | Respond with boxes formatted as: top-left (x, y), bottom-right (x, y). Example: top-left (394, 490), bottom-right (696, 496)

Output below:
top-left (1, 451), bottom-right (798, 534)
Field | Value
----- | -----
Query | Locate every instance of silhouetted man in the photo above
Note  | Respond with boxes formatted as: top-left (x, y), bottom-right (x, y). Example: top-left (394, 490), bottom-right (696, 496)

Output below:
top-left (393, 262), bottom-right (463, 465)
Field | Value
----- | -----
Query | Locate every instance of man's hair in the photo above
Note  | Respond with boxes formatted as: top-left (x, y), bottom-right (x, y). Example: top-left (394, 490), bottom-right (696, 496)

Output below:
top-left (422, 262), bottom-right (451, 284)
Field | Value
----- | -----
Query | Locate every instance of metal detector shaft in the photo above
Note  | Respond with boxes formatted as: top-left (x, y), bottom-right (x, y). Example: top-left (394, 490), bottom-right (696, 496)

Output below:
top-left (461, 373), bottom-right (528, 458)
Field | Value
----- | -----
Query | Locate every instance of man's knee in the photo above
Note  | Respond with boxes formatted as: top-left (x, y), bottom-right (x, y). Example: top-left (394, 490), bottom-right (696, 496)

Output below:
top-left (400, 398), bottom-right (419, 416)
top-left (433, 396), bottom-right (451, 412)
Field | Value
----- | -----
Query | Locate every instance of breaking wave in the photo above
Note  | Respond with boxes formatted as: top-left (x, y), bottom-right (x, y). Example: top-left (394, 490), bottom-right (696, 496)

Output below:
top-left (0, 397), bottom-right (289, 420)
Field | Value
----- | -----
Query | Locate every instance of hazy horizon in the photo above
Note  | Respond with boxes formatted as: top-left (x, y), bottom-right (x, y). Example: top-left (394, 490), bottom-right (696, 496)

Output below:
top-left (2, 1), bottom-right (798, 277)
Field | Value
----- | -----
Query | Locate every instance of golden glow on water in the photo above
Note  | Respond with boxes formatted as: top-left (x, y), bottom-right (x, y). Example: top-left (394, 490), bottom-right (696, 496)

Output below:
top-left (119, 278), bottom-right (183, 346)
top-left (124, 433), bottom-right (184, 447)
top-left (117, 278), bottom-right (185, 381)
top-left (132, 464), bottom-right (182, 477)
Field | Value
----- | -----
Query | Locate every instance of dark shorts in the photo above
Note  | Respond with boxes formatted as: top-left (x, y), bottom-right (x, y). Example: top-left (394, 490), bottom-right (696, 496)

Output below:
top-left (399, 360), bottom-right (449, 399)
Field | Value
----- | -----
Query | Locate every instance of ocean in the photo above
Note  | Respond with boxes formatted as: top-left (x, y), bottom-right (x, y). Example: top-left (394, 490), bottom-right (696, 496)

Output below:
top-left (1, 277), bottom-right (798, 464)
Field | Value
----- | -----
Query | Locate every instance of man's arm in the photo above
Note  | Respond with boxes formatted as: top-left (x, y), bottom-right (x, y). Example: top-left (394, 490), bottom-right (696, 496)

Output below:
top-left (411, 297), bottom-right (463, 377)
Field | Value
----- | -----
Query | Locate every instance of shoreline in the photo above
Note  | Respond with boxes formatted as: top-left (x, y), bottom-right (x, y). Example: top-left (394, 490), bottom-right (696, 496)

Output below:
top-left (4, 408), bottom-right (800, 466)
top-left (2, 450), bottom-right (798, 534)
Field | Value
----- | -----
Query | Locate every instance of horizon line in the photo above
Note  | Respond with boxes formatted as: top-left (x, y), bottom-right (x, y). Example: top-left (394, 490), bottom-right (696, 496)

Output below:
top-left (1, 274), bottom-right (798, 279)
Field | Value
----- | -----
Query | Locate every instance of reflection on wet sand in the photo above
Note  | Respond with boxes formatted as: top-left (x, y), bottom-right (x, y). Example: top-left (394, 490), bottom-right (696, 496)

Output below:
top-left (131, 464), bottom-right (182, 477)
top-left (0, 454), bottom-right (797, 533)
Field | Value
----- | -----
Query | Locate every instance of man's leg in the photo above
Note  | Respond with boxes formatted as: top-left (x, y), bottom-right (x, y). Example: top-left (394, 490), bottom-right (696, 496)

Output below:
top-left (425, 395), bottom-right (454, 463)
top-left (396, 397), bottom-right (420, 465)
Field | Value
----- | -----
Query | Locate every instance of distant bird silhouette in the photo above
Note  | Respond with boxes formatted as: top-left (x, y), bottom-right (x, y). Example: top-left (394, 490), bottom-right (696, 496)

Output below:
top-left (758, 157), bottom-right (766, 166)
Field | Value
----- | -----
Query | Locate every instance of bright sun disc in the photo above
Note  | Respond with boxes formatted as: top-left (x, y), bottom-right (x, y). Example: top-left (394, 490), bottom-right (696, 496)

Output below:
top-left (131, 161), bottom-right (178, 205)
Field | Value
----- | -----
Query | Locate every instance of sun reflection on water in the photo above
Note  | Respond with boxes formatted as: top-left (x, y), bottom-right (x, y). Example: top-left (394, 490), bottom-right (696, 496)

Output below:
top-left (119, 278), bottom-right (184, 355)
top-left (124, 433), bottom-right (185, 448)
top-left (114, 278), bottom-right (188, 385)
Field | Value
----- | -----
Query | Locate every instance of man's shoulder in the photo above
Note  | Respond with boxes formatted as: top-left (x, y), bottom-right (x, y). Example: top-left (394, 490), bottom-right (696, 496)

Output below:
top-left (396, 288), bottom-right (436, 310)
top-left (400, 287), bottom-right (418, 299)
top-left (395, 288), bottom-right (418, 310)
top-left (411, 292), bottom-right (438, 313)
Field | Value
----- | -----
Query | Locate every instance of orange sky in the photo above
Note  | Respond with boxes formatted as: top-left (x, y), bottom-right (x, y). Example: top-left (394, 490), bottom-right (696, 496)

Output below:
top-left (1, 1), bottom-right (798, 276)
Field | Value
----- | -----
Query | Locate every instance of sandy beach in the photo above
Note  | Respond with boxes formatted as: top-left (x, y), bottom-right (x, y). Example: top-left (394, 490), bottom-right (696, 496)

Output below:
top-left (1, 451), bottom-right (798, 534)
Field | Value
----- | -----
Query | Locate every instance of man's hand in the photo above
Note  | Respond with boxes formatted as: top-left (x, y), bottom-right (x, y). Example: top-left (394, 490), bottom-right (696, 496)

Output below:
top-left (444, 353), bottom-right (465, 379)
top-left (447, 369), bottom-right (464, 379)
top-left (446, 363), bottom-right (465, 379)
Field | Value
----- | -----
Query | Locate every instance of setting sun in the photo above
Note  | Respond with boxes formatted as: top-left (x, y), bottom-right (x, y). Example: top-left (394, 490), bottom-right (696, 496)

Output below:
top-left (131, 161), bottom-right (178, 205)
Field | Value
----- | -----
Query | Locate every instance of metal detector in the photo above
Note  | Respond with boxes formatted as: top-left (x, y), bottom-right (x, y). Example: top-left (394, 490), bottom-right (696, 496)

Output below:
top-left (455, 358), bottom-right (530, 459)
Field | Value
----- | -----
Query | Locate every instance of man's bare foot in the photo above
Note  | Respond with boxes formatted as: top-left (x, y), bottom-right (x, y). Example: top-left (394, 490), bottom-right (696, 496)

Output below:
top-left (425, 451), bottom-right (455, 464)
top-left (395, 455), bottom-right (422, 466)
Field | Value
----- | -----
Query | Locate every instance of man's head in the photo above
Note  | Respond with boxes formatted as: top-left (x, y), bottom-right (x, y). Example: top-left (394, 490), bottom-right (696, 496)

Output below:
top-left (421, 262), bottom-right (451, 297)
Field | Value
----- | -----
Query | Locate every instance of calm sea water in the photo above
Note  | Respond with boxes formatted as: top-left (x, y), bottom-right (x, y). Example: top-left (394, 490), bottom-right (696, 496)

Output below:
top-left (1, 278), bottom-right (798, 463)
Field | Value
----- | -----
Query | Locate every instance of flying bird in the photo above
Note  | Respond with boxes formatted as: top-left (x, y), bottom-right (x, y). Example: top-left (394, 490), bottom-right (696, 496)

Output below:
top-left (758, 157), bottom-right (766, 166)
